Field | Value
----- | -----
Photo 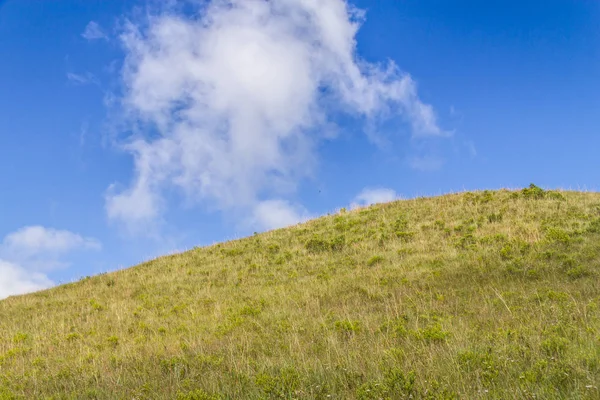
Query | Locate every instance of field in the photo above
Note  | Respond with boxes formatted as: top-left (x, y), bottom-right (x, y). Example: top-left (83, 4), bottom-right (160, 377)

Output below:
top-left (1, 186), bottom-right (600, 399)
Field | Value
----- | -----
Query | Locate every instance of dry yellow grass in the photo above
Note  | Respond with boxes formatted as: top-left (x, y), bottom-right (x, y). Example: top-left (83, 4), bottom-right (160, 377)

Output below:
top-left (1, 186), bottom-right (600, 399)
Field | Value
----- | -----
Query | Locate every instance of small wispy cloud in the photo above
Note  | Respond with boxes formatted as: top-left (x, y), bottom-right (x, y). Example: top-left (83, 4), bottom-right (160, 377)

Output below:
top-left (351, 187), bottom-right (398, 209)
top-left (78, 121), bottom-right (89, 147)
top-left (67, 72), bottom-right (98, 86)
top-left (82, 21), bottom-right (108, 41)
top-left (408, 155), bottom-right (444, 172)
top-left (464, 140), bottom-right (477, 157)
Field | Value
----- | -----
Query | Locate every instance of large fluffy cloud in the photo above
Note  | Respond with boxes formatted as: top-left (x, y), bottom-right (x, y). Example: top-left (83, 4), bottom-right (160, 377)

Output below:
top-left (107, 0), bottom-right (443, 231)
top-left (0, 227), bottom-right (101, 300)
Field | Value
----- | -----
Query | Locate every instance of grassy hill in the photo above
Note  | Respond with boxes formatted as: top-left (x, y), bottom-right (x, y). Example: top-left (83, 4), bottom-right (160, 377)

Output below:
top-left (1, 186), bottom-right (600, 399)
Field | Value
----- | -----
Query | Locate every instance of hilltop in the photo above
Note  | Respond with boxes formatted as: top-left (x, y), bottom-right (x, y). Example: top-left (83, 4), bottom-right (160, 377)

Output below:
top-left (1, 186), bottom-right (600, 399)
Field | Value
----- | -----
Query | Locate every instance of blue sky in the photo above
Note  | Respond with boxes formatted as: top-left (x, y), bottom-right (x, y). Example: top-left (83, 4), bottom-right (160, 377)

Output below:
top-left (0, 0), bottom-right (599, 298)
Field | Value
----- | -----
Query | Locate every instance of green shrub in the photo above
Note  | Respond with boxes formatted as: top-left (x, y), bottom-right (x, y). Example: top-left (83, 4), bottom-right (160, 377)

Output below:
top-left (541, 335), bottom-right (570, 357)
top-left (379, 316), bottom-right (408, 338)
top-left (487, 212), bottom-right (503, 223)
top-left (587, 218), bottom-right (600, 233)
top-left (305, 235), bottom-right (345, 253)
top-left (176, 389), bottom-right (221, 400)
top-left (356, 369), bottom-right (415, 399)
top-left (89, 299), bottom-right (104, 312)
top-left (566, 265), bottom-right (590, 279)
top-left (255, 368), bottom-right (300, 398)
top-left (335, 319), bottom-right (361, 335)
top-left (545, 227), bottom-right (571, 243)
top-left (521, 183), bottom-right (546, 199)
top-left (418, 323), bottom-right (450, 342)
top-left (12, 333), bottom-right (29, 344)
top-left (106, 336), bottom-right (119, 348)
top-left (367, 255), bottom-right (384, 266)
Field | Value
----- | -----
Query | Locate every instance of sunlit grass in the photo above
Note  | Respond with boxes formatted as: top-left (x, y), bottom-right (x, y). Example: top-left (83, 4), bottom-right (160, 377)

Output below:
top-left (1, 186), bottom-right (600, 399)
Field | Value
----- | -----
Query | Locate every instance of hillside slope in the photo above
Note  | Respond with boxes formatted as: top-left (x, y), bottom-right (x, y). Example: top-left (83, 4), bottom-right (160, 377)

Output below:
top-left (1, 187), bottom-right (600, 399)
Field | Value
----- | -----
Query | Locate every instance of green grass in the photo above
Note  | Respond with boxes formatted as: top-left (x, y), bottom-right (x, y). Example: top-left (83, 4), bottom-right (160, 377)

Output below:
top-left (2, 185), bottom-right (600, 399)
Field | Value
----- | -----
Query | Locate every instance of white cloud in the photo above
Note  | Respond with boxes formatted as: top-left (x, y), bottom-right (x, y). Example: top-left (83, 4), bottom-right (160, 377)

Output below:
top-left (351, 187), bottom-right (398, 209)
top-left (2, 226), bottom-right (101, 256)
top-left (67, 72), bottom-right (98, 86)
top-left (82, 21), bottom-right (108, 41)
top-left (464, 140), bottom-right (477, 157)
top-left (0, 227), bottom-right (101, 299)
top-left (250, 199), bottom-right (311, 231)
top-left (106, 178), bottom-right (163, 234)
top-left (0, 260), bottom-right (53, 300)
top-left (107, 0), bottom-right (443, 231)
top-left (408, 155), bottom-right (444, 172)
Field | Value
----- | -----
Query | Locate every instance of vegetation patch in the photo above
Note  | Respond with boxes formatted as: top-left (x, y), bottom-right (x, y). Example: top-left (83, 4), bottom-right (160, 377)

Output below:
top-left (0, 188), bottom-right (599, 398)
